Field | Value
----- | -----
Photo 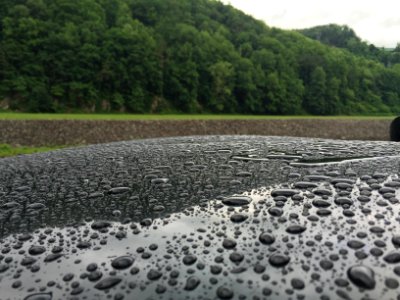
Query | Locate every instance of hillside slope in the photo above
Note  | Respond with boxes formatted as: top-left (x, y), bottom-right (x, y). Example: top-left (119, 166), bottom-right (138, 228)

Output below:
top-left (298, 24), bottom-right (400, 66)
top-left (0, 0), bottom-right (400, 115)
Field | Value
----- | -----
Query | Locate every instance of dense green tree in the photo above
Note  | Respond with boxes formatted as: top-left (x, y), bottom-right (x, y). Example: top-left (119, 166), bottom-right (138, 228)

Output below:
top-left (300, 24), bottom-right (360, 48)
top-left (208, 61), bottom-right (235, 112)
top-left (299, 24), bottom-right (399, 67)
top-left (305, 67), bottom-right (327, 114)
top-left (0, 0), bottom-right (399, 114)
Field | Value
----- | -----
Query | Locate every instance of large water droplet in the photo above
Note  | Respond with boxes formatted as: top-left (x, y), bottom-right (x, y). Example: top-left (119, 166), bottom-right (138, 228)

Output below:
top-left (269, 253), bottom-right (290, 267)
top-left (222, 196), bottom-right (251, 206)
top-left (347, 265), bottom-right (376, 289)
top-left (111, 256), bottom-right (134, 269)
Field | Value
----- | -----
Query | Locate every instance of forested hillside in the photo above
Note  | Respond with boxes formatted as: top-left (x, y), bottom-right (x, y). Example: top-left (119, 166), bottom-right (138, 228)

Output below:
top-left (1, 0), bottom-right (400, 114)
top-left (298, 24), bottom-right (400, 67)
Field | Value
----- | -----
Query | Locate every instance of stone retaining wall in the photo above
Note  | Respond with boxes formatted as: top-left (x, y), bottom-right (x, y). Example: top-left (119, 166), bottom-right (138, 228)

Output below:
top-left (0, 119), bottom-right (391, 146)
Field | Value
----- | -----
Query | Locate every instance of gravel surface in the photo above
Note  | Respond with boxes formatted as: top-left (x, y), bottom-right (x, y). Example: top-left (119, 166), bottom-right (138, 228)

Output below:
top-left (0, 119), bottom-right (392, 146)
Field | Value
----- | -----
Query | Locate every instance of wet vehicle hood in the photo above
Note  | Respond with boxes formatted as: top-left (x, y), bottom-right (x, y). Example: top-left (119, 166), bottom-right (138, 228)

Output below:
top-left (1, 135), bottom-right (400, 299)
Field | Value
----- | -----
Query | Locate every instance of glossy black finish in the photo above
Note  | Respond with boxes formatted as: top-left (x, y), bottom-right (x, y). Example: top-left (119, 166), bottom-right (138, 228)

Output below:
top-left (1, 136), bottom-right (400, 299)
top-left (390, 116), bottom-right (400, 141)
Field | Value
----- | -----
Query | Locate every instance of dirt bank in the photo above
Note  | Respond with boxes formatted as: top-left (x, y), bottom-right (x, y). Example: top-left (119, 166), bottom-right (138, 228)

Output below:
top-left (0, 119), bottom-right (391, 146)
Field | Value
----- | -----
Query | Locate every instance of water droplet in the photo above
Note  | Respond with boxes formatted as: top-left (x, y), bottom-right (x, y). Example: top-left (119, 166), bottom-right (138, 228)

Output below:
top-left (28, 246), bottom-right (46, 256)
top-left (320, 259), bottom-right (334, 270)
top-left (210, 265), bottom-right (222, 275)
top-left (334, 197), bottom-right (353, 206)
top-left (88, 270), bottom-right (103, 282)
top-left (44, 253), bottom-right (63, 263)
top-left (27, 203), bottom-right (46, 210)
top-left (94, 276), bottom-right (122, 290)
top-left (229, 252), bottom-right (244, 264)
top-left (183, 254), bottom-right (197, 265)
top-left (222, 238), bottom-right (237, 249)
top-left (230, 213), bottom-right (248, 223)
top-left (108, 187), bottom-right (131, 194)
top-left (392, 235), bottom-right (400, 247)
top-left (184, 276), bottom-right (200, 291)
top-left (384, 251), bottom-right (400, 264)
top-left (385, 278), bottom-right (399, 289)
top-left (347, 265), bottom-right (376, 289)
top-left (291, 278), bottom-right (305, 289)
top-left (23, 293), bottom-right (52, 300)
top-left (271, 189), bottom-right (300, 197)
top-left (62, 273), bottom-right (74, 282)
top-left (222, 196), bottom-right (251, 206)
top-left (147, 269), bottom-right (162, 280)
top-left (268, 207), bottom-right (283, 217)
top-left (286, 225), bottom-right (306, 234)
top-left (76, 241), bottom-right (91, 249)
top-left (312, 199), bottom-right (331, 208)
top-left (0, 264), bottom-right (9, 273)
top-left (259, 233), bottom-right (275, 245)
top-left (111, 256), bottom-right (134, 269)
top-left (347, 240), bottom-right (365, 250)
top-left (269, 253), bottom-right (290, 267)
top-left (91, 221), bottom-right (111, 230)
top-left (216, 286), bottom-right (234, 299)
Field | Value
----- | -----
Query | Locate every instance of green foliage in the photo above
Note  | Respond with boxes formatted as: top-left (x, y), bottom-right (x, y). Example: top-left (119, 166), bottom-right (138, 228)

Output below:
top-left (208, 61), bottom-right (235, 112)
top-left (305, 67), bottom-right (324, 114)
top-left (299, 24), bottom-right (361, 49)
top-left (299, 24), bottom-right (400, 66)
top-left (0, 0), bottom-right (400, 115)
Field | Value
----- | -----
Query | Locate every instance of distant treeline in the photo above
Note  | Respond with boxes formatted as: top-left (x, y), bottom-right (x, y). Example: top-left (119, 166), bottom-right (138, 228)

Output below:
top-left (298, 24), bottom-right (400, 67)
top-left (1, 0), bottom-right (400, 114)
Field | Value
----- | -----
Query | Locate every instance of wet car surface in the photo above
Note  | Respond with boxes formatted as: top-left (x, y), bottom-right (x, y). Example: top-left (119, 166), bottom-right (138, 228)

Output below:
top-left (1, 135), bottom-right (400, 299)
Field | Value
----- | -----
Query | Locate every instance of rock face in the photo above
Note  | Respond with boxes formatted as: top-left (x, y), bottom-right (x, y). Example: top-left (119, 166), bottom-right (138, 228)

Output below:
top-left (1, 135), bottom-right (400, 299)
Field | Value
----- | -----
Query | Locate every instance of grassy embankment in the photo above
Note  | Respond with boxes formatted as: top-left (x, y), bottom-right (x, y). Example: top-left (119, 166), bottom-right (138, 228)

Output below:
top-left (0, 113), bottom-right (395, 157)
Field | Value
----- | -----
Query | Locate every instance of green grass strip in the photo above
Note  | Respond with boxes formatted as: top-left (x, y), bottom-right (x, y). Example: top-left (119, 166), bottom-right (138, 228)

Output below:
top-left (0, 144), bottom-right (62, 158)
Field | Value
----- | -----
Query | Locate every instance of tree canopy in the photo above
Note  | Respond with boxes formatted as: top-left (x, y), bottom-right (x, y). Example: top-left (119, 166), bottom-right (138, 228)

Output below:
top-left (0, 0), bottom-right (400, 115)
top-left (299, 24), bottom-right (400, 67)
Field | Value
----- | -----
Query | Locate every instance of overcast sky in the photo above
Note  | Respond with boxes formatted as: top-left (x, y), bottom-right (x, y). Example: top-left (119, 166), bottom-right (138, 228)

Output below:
top-left (221, 0), bottom-right (400, 48)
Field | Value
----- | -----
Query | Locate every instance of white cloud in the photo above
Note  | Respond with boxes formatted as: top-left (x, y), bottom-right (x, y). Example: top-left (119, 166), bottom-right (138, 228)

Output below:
top-left (221, 0), bottom-right (400, 47)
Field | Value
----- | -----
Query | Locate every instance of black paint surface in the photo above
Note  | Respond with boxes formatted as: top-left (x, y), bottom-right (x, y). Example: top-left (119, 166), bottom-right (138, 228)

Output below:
top-left (1, 136), bottom-right (400, 299)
